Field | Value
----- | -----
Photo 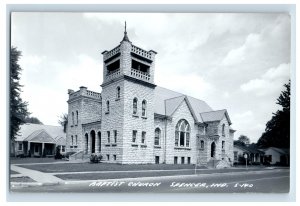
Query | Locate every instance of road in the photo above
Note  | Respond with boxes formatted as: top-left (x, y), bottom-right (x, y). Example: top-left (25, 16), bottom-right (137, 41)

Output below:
top-left (10, 169), bottom-right (289, 193)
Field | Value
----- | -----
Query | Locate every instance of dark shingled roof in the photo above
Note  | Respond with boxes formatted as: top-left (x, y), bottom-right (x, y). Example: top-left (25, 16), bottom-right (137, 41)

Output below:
top-left (16, 123), bottom-right (66, 144)
top-left (154, 86), bottom-right (232, 125)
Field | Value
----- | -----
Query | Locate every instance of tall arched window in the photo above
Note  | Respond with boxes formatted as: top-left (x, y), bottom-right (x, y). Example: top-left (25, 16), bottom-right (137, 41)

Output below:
top-left (133, 98), bottom-right (138, 115)
top-left (72, 112), bottom-right (74, 126)
top-left (116, 86), bottom-right (120, 99)
top-left (142, 100), bottom-right (147, 117)
top-left (76, 111), bottom-right (78, 125)
top-left (154, 128), bottom-right (161, 146)
top-left (106, 100), bottom-right (110, 113)
top-left (175, 119), bottom-right (190, 147)
top-left (222, 124), bottom-right (225, 136)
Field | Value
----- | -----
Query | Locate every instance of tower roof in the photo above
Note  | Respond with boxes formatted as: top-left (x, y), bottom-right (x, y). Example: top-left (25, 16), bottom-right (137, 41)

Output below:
top-left (121, 21), bottom-right (131, 43)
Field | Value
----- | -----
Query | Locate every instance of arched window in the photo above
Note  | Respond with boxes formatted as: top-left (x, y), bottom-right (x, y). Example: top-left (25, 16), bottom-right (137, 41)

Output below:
top-left (154, 128), bottom-right (161, 146)
top-left (175, 119), bottom-right (190, 147)
top-left (106, 100), bottom-right (110, 113)
top-left (222, 124), bottom-right (225, 136)
top-left (72, 112), bottom-right (74, 126)
top-left (200, 140), bottom-right (204, 149)
top-left (142, 100), bottom-right (147, 117)
top-left (133, 98), bottom-right (138, 115)
top-left (76, 111), bottom-right (78, 125)
top-left (116, 86), bottom-right (120, 99)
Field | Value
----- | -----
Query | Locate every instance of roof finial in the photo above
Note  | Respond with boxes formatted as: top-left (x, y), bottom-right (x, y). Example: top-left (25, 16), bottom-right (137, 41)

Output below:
top-left (121, 21), bottom-right (131, 43)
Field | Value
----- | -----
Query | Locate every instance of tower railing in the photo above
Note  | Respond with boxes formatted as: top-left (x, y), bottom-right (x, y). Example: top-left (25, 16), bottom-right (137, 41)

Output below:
top-left (131, 45), bottom-right (153, 60)
top-left (130, 68), bottom-right (151, 81)
top-left (106, 69), bottom-right (121, 81)
top-left (103, 45), bottom-right (120, 61)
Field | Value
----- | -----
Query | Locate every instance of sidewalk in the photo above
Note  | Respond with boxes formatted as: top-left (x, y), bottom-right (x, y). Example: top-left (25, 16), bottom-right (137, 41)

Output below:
top-left (11, 165), bottom-right (64, 185)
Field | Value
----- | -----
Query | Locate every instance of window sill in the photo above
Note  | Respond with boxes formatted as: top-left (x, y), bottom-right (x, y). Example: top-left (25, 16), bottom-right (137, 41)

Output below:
top-left (141, 116), bottom-right (147, 119)
top-left (131, 143), bottom-right (138, 147)
top-left (154, 145), bottom-right (161, 149)
top-left (105, 144), bottom-right (111, 147)
top-left (174, 146), bottom-right (191, 150)
top-left (105, 112), bottom-right (110, 115)
top-left (111, 143), bottom-right (117, 147)
top-left (132, 114), bottom-right (139, 118)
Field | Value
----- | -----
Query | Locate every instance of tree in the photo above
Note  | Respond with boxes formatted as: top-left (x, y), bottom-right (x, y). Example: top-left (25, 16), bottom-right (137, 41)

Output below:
top-left (24, 116), bottom-right (43, 124)
top-left (237, 135), bottom-right (250, 145)
top-left (10, 47), bottom-right (29, 141)
top-left (58, 113), bottom-right (68, 133)
top-left (257, 80), bottom-right (290, 148)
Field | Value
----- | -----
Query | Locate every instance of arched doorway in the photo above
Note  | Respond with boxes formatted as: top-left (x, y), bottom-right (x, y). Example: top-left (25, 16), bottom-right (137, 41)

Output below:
top-left (85, 133), bottom-right (88, 154)
top-left (97, 131), bottom-right (101, 152)
top-left (211, 142), bottom-right (216, 158)
top-left (91, 130), bottom-right (96, 153)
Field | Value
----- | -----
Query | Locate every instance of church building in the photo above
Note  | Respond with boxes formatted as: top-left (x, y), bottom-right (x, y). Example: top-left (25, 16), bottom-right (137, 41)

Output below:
top-left (66, 25), bottom-right (235, 167)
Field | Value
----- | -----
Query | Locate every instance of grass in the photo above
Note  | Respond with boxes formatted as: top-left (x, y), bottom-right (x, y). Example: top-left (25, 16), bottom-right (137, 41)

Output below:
top-left (10, 170), bottom-right (20, 175)
top-left (10, 157), bottom-right (64, 165)
top-left (19, 163), bottom-right (199, 173)
top-left (10, 176), bottom-right (36, 183)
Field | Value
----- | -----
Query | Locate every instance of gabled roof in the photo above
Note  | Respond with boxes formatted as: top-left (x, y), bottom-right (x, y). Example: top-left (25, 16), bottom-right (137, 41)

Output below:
top-left (16, 123), bottom-right (66, 143)
top-left (234, 143), bottom-right (264, 154)
top-left (24, 129), bottom-right (56, 143)
top-left (261, 147), bottom-right (290, 155)
top-left (154, 86), bottom-right (213, 122)
top-left (200, 109), bottom-right (232, 125)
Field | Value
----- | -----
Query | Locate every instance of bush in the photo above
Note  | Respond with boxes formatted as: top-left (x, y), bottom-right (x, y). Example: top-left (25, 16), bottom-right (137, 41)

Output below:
top-left (54, 146), bottom-right (63, 159)
top-left (90, 153), bottom-right (102, 163)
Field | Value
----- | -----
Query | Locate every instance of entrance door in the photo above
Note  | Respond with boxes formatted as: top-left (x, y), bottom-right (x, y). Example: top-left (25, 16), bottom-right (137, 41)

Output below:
top-left (211, 142), bottom-right (216, 158)
top-left (155, 156), bottom-right (159, 164)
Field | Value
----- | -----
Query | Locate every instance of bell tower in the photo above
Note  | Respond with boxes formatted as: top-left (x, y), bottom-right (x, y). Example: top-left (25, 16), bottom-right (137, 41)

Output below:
top-left (100, 22), bottom-right (157, 164)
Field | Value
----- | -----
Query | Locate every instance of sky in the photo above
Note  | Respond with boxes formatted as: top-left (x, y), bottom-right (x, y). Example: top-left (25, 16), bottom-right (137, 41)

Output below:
top-left (11, 12), bottom-right (291, 143)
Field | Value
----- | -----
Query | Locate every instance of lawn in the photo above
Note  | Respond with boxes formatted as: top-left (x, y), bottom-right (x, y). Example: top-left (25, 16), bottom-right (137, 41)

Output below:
top-left (10, 157), bottom-right (65, 165)
top-left (18, 162), bottom-right (198, 173)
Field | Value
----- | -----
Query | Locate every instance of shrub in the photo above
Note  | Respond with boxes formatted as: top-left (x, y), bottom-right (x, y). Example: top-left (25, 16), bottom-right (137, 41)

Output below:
top-left (90, 153), bottom-right (102, 163)
top-left (54, 146), bottom-right (63, 159)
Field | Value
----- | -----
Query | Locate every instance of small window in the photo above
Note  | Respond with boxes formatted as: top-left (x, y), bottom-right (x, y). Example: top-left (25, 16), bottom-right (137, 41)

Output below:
top-left (107, 131), bottom-right (110, 143)
top-left (107, 154), bottom-right (110, 161)
top-left (106, 100), bottom-right (110, 113)
top-left (113, 155), bottom-right (117, 161)
top-left (142, 100), bottom-right (147, 117)
top-left (18, 143), bottom-right (23, 151)
top-left (75, 135), bottom-right (78, 145)
top-left (222, 124), bottom-right (225, 136)
top-left (114, 130), bottom-right (117, 143)
top-left (116, 87), bottom-right (120, 99)
top-left (71, 135), bottom-right (74, 145)
top-left (141, 131), bottom-right (146, 144)
top-left (154, 128), bottom-right (161, 146)
top-left (200, 140), bottom-right (204, 149)
top-left (174, 156), bottom-right (178, 164)
top-left (187, 157), bottom-right (191, 164)
top-left (181, 157), bottom-right (185, 164)
top-left (133, 98), bottom-right (138, 115)
top-left (132, 130), bottom-right (137, 142)
top-left (222, 141), bottom-right (225, 150)
top-left (234, 151), bottom-right (238, 161)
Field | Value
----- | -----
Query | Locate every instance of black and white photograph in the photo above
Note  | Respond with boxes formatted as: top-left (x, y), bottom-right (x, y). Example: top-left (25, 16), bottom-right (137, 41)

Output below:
top-left (8, 11), bottom-right (292, 197)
